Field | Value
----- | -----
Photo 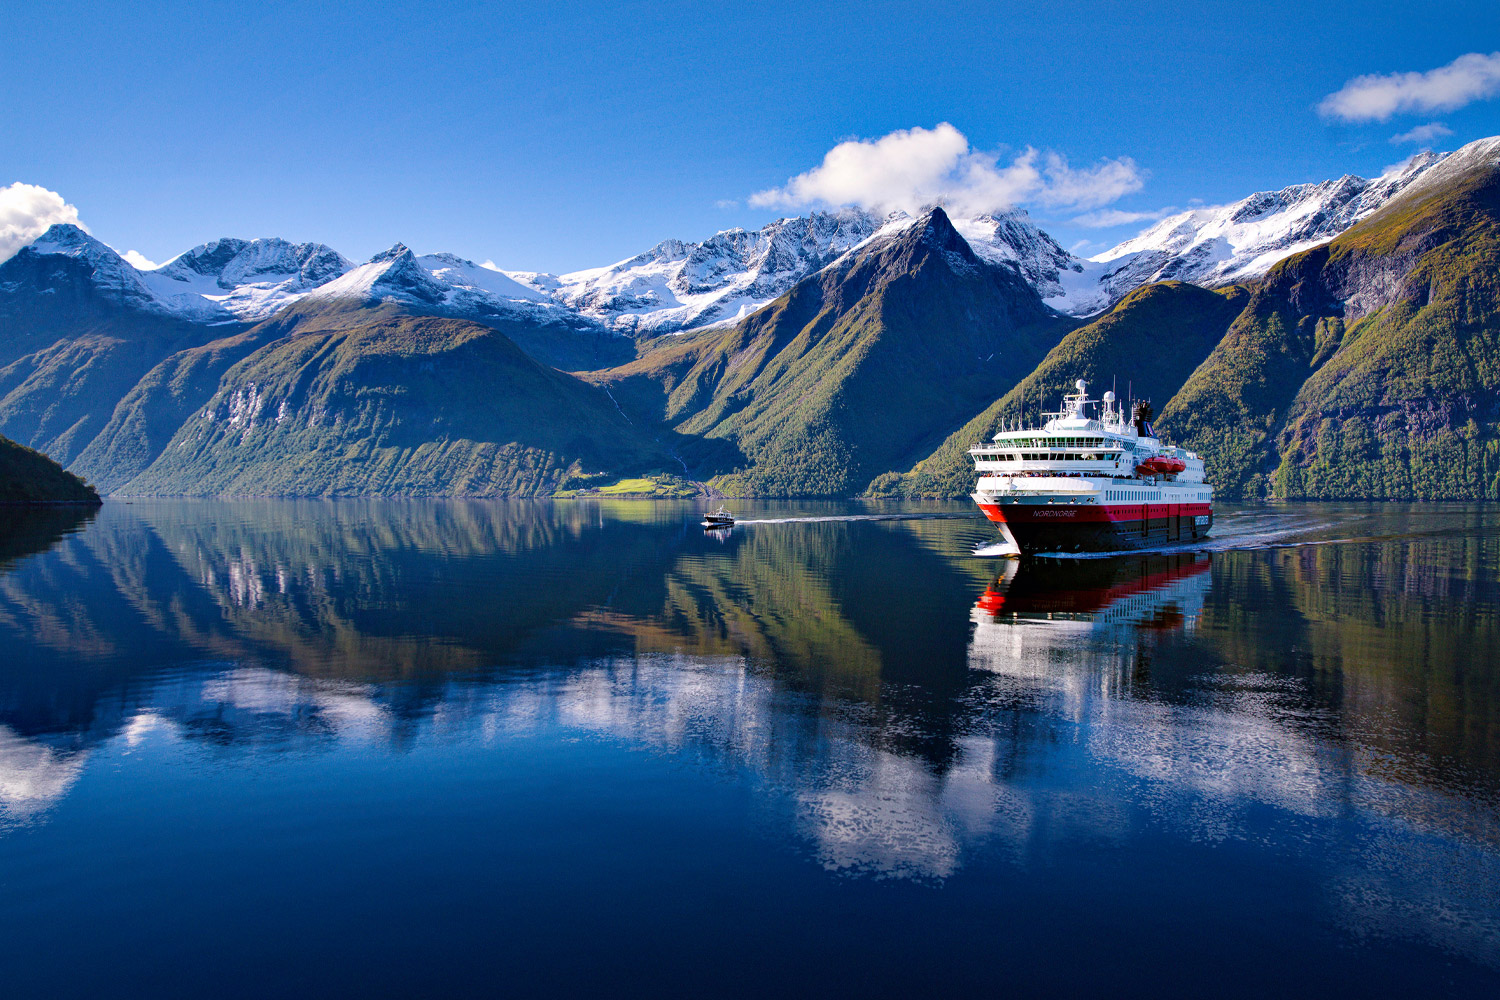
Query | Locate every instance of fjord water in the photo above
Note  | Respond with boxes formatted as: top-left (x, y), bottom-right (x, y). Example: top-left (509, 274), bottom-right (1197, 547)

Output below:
top-left (0, 501), bottom-right (1497, 996)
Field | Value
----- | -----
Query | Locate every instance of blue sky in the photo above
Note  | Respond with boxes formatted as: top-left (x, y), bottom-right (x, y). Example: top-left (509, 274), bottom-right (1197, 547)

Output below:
top-left (3, 0), bottom-right (1499, 272)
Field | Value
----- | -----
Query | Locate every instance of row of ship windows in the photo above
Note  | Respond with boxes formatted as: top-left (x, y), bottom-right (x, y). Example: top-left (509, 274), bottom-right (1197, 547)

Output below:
top-left (1104, 491), bottom-right (1212, 502)
top-left (999, 437), bottom-right (1112, 449)
top-left (982, 453), bottom-right (1111, 462)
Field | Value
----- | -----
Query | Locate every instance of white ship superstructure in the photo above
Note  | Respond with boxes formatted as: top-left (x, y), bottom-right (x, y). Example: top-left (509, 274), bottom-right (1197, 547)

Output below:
top-left (970, 380), bottom-right (1214, 554)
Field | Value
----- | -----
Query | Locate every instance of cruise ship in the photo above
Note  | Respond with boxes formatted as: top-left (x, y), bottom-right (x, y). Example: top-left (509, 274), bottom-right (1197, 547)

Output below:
top-left (970, 379), bottom-right (1214, 554)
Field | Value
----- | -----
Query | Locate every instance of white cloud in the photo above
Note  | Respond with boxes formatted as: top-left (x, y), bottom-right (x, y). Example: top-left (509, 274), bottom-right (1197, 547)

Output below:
top-left (1319, 52), bottom-right (1500, 122)
top-left (714, 198), bottom-right (739, 210)
top-left (0, 182), bottom-right (85, 264)
top-left (749, 123), bottom-right (1144, 218)
top-left (121, 249), bottom-right (158, 270)
top-left (1389, 122), bottom-right (1454, 145)
top-left (1069, 206), bottom-right (1176, 229)
top-left (1031, 152), bottom-right (1146, 211)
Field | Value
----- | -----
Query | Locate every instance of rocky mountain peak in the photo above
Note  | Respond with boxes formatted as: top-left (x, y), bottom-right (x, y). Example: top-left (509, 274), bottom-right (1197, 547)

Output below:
top-left (369, 243), bottom-right (412, 264)
top-left (160, 238), bottom-right (254, 277)
top-left (8, 224), bottom-right (161, 314)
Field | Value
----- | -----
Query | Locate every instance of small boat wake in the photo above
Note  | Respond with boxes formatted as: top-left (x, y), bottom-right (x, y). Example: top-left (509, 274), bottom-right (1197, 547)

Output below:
top-left (735, 512), bottom-right (978, 525)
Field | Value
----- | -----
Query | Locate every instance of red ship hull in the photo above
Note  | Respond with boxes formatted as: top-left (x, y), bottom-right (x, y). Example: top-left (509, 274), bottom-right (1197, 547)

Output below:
top-left (976, 502), bottom-right (1213, 554)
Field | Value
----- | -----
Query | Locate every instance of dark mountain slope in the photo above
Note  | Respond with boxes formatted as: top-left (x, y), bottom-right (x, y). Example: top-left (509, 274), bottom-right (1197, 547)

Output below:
top-left (120, 312), bottom-right (674, 497)
top-left (593, 208), bottom-right (1072, 496)
top-left (0, 233), bottom-right (235, 466)
top-left (1159, 137), bottom-right (1500, 499)
top-left (873, 280), bottom-right (1248, 497)
top-left (0, 434), bottom-right (100, 504)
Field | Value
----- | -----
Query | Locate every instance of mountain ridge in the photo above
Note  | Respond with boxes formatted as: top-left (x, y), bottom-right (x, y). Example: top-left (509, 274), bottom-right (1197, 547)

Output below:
top-left (590, 207), bottom-right (1071, 496)
top-left (6, 144), bottom-right (1465, 338)
top-left (3, 136), bottom-right (1498, 500)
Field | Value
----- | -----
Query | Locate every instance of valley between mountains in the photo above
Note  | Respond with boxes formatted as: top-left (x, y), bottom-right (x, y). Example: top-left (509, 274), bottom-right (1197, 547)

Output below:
top-left (3, 137), bottom-right (1499, 502)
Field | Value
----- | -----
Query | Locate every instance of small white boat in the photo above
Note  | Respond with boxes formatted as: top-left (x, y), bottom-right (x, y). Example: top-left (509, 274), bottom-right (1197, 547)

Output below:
top-left (701, 506), bottom-right (735, 529)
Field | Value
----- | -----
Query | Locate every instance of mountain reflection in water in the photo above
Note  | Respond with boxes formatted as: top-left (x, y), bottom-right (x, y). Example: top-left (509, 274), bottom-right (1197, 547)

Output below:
top-left (0, 500), bottom-right (1497, 996)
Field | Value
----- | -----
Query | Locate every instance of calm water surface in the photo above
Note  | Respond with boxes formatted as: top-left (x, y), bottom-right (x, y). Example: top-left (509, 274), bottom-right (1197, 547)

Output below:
top-left (0, 499), bottom-right (1497, 997)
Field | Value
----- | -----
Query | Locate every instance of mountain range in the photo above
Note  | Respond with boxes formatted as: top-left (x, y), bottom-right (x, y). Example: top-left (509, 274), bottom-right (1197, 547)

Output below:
top-left (1, 136), bottom-right (1496, 501)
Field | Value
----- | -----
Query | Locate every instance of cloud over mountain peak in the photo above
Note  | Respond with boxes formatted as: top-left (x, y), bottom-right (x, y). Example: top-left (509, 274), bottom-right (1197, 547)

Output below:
top-left (0, 182), bottom-right (86, 264)
top-left (748, 124), bottom-right (1144, 218)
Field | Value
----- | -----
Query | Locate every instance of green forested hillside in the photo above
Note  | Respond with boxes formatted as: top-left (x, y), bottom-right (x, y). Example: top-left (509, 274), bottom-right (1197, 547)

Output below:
top-left (592, 209), bottom-right (1072, 496)
top-left (0, 434), bottom-right (100, 504)
top-left (69, 321), bottom-right (296, 493)
top-left (879, 140), bottom-right (1500, 502)
top-left (0, 284), bottom-right (230, 471)
top-left (872, 281), bottom-right (1247, 496)
top-left (1159, 138), bottom-right (1500, 499)
top-left (120, 313), bottom-right (675, 497)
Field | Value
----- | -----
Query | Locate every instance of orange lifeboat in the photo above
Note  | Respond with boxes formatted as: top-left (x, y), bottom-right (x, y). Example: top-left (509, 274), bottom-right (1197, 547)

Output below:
top-left (1136, 455), bottom-right (1186, 476)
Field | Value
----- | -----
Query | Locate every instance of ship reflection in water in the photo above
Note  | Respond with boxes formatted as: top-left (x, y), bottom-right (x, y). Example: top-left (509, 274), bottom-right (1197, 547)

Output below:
top-left (969, 553), bottom-right (1212, 696)
top-left (0, 500), bottom-right (1497, 997)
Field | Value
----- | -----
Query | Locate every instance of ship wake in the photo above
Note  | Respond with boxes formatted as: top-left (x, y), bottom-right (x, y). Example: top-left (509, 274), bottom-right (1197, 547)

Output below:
top-left (977, 510), bottom-right (1359, 559)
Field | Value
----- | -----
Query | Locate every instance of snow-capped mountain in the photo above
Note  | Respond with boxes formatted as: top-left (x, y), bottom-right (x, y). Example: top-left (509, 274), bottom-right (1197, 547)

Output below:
top-left (1071, 151), bottom-right (1446, 312)
top-left (507, 210), bottom-right (885, 334)
top-left (5, 229), bottom-right (564, 328)
top-left (3, 224), bottom-right (166, 315)
top-left (6, 213), bottom-right (1082, 334)
top-left (8, 139), bottom-right (1487, 336)
top-left (139, 237), bottom-right (353, 323)
top-left (501, 207), bottom-right (1090, 334)
top-left (949, 212), bottom-right (1088, 312)
top-left (1378, 135), bottom-right (1500, 206)
top-left (302, 244), bottom-right (561, 321)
